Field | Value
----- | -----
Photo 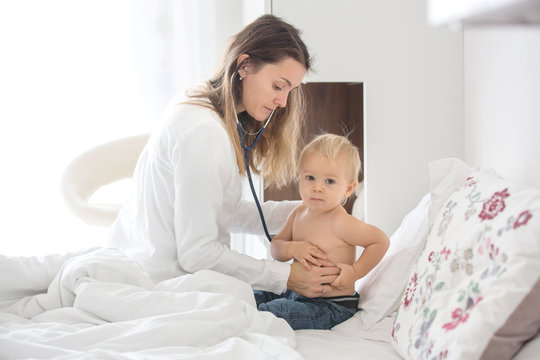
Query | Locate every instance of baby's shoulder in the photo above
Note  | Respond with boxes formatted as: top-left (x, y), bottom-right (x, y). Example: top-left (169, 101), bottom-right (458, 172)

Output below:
top-left (332, 210), bottom-right (364, 231)
top-left (295, 203), bottom-right (308, 212)
top-left (289, 203), bottom-right (306, 221)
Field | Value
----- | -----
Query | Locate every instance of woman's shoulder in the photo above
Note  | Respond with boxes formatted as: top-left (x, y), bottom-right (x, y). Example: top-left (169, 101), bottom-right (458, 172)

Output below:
top-left (165, 99), bottom-right (220, 124)
top-left (158, 98), bottom-right (225, 137)
top-left (145, 96), bottom-right (229, 155)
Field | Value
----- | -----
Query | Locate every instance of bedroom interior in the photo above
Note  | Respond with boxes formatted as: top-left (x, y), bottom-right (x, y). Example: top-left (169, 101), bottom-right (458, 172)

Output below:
top-left (1, 0), bottom-right (539, 359)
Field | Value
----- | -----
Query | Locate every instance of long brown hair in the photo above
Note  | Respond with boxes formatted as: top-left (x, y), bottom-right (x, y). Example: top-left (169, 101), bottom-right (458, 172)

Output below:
top-left (187, 14), bottom-right (311, 189)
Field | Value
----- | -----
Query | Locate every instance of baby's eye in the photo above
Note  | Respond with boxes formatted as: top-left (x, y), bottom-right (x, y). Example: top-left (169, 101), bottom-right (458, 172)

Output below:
top-left (325, 179), bottom-right (336, 185)
top-left (305, 175), bottom-right (315, 181)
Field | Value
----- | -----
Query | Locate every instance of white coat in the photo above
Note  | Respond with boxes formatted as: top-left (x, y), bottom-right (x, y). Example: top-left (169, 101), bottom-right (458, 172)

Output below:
top-left (108, 100), bottom-right (297, 294)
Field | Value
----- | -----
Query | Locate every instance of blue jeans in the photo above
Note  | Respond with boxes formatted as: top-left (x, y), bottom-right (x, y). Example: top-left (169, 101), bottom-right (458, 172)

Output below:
top-left (254, 290), bottom-right (359, 330)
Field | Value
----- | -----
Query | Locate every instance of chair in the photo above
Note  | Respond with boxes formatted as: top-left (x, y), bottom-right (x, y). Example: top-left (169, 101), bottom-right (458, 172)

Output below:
top-left (60, 134), bottom-right (150, 226)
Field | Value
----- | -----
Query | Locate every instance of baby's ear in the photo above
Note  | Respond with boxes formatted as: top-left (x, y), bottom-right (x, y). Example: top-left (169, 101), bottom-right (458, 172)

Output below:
top-left (345, 181), bottom-right (358, 198)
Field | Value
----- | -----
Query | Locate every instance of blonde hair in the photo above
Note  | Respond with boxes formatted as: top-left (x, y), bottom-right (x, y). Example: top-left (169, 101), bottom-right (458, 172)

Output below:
top-left (185, 15), bottom-right (311, 189)
top-left (298, 133), bottom-right (362, 183)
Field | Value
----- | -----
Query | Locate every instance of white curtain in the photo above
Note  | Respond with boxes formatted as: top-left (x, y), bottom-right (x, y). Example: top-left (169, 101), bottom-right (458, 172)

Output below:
top-left (0, 0), bottom-right (267, 257)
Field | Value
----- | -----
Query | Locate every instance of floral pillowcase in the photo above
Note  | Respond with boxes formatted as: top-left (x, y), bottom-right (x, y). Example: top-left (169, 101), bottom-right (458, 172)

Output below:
top-left (391, 160), bottom-right (540, 360)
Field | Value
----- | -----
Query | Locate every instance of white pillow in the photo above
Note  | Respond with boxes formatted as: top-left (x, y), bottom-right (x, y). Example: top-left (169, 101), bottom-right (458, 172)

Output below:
top-left (392, 159), bottom-right (540, 359)
top-left (355, 192), bottom-right (431, 329)
top-left (428, 157), bottom-right (475, 223)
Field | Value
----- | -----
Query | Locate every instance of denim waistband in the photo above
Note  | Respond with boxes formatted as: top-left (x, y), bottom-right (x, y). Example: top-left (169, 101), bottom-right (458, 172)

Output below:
top-left (325, 292), bottom-right (360, 310)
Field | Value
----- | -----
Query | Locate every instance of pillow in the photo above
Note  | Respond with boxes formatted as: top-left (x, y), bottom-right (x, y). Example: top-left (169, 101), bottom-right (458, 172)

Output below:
top-left (355, 192), bottom-right (431, 329)
top-left (428, 158), bottom-right (476, 223)
top-left (355, 158), bottom-right (472, 329)
top-left (391, 160), bottom-right (540, 360)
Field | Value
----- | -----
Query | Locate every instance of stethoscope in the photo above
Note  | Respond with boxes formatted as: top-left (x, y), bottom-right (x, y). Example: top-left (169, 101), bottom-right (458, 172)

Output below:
top-left (231, 72), bottom-right (275, 242)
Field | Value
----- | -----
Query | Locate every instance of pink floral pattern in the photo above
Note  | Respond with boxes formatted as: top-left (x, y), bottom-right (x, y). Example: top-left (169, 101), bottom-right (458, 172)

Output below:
top-left (440, 247), bottom-right (451, 260)
top-left (465, 176), bottom-right (477, 187)
top-left (392, 171), bottom-right (540, 359)
top-left (442, 296), bottom-right (483, 332)
top-left (478, 188), bottom-right (510, 221)
top-left (402, 272), bottom-right (418, 309)
top-left (514, 210), bottom-right (533, 229)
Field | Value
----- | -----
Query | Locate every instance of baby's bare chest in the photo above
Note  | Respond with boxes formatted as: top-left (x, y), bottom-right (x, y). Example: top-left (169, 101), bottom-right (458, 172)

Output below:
top-left (292, 215), bottom-right (354, 262)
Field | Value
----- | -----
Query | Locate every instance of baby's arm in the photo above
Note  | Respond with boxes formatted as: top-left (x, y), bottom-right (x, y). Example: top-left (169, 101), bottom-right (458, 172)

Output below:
top-left (331, 215), bottom-right (390, 291)
top-left (271, 207), bottom-right (326, 270)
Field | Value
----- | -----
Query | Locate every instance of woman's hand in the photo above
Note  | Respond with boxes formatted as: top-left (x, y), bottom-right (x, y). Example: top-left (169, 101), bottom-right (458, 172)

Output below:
top-left (291, 241), bottom-right (326, 270)
top-left (287, 261), bottom-right (340, 298)
top-left (329, 263), bottom-right (357, 291)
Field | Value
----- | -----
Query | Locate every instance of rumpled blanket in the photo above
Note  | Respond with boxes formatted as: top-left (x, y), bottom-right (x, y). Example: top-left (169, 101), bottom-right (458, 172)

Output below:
top-left (0, 248), bottom-right (302, 359)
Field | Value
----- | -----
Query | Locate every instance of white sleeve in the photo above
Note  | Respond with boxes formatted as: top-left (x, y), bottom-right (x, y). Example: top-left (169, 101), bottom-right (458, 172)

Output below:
top-left (230, 199), bottom-right (301, 235)
top-left (171, 123), bottom-right (289, 294)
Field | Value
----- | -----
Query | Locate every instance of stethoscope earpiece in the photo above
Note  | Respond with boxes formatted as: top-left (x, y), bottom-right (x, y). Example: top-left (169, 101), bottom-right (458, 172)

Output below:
top-left (238, 66), bottom-right (248, 80)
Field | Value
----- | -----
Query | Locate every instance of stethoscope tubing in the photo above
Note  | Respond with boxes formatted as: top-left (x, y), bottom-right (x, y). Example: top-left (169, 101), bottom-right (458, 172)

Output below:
top-left (231, 70), bottom-right (275, 243)
top-left (237, 122), bottom-right (273, 242)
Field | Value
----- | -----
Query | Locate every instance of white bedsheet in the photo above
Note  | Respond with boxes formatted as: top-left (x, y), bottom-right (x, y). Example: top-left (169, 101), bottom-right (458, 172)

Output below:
top-left (296, 313), bottom-right (402, 360)
top-left (0, 248), bottom-right (302, 359)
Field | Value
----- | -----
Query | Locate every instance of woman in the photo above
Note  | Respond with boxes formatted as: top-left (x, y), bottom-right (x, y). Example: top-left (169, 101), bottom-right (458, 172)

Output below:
top-left (108, 15), bottom-right (339, 297)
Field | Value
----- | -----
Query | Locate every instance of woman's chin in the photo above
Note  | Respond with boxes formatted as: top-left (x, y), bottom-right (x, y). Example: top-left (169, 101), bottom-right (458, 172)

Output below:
top-left (248, 113), bottom-right (266, 122)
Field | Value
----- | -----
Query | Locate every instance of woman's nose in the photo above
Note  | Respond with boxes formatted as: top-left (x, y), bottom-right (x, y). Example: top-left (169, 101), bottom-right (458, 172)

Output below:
top-left (275, 91), bottom-right (288, 108)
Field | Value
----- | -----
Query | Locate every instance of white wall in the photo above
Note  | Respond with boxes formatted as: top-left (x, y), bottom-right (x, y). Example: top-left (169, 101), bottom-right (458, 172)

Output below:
top-left (0, 1), bottom-right (263, 256)
top-left (271, 0), bottom-right (464, 235)
top-left (464, 26), bottom-right (540, 189)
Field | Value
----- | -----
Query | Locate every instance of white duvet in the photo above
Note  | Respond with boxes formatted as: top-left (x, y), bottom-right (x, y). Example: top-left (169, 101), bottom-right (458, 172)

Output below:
top-left (0, 248), bottom-right (302, 359)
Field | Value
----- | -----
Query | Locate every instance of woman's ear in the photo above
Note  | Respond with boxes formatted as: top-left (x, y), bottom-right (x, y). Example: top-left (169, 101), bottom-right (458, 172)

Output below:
top-left (236, 54), bottom-right (250, 79)
top-left (236, 54), bottom-right (250, 70)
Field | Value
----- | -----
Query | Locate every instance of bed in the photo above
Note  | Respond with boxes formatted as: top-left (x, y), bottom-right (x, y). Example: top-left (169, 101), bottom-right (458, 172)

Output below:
top-left (1, 156), bottom-right (539, 359)
top-left (295, 158), bottom-right (540, 360)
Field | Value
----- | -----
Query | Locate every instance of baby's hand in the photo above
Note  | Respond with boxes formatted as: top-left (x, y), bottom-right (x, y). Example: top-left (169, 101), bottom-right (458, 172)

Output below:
top-left (329, 263), bottom-right (357, 291)
top-left (291, 241), bottom-right (326, 270)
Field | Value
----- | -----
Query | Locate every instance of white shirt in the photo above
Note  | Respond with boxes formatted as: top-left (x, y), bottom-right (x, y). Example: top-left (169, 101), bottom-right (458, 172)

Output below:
top-left (108, 101), bottom-right (296, 294)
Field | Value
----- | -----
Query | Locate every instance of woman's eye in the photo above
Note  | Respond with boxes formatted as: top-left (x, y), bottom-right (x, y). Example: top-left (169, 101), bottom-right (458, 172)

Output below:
top-left (325, 179), bottom-right (335, 185)
top-left (273, 84), bottom-right (283, 91)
